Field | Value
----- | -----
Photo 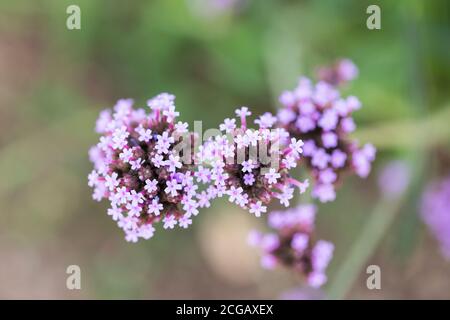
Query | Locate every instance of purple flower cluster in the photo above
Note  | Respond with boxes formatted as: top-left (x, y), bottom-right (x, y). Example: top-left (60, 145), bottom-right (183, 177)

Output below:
top-left (421, 176), bottom-right (450, 259)
top-left (198, 107), bottom-right (309, 217)
top-left (276, 74), bottom-right (376, 202)
top-left (248, 204), bottom-right (334, 288)
top-left (88, 93), bottom-right (210, 242)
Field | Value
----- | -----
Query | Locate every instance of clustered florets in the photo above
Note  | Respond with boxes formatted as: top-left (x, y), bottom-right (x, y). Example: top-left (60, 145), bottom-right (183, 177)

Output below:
top-left (88, 93), bottom-right (212, 242)
top-left (276, 74), bottom-right (376, 202)
top-left (248, 204), bottom-right (334, 288)
top-left (88, 59), bottom-right (375, 290)
top-left (197, 107), bottom-right (309, 216)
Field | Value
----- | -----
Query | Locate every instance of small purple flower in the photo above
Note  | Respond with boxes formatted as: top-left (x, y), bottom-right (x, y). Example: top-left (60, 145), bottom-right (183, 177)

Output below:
top-left (242, 159), bottom-right (257, 173)
top-left (197, 191), bottom-right (211, 208)
top-left (195, 165), bottom-right (211, 184)
top-left (136, 125), bottom-right (152, 142)
top-left (129, 158), bottom-right (144, 170)
top-left (107, 207), bottom-right (122, 221)
top-left (311, 240), bottom-right (334, 272)
top-left (316, 58), bottom-right (359, 86)
top-left (277, 186), bottom-right (294, 207)
top-left (291, 233), bottom-right (309, 252)
top-left (282, 155), bottom-right (297, 170)
top-left (312, 183), bottom-right (336, 203)
top-left (128, 190), bottom-right (144, 206)
top-left (322, 132), bottom-right (338, 148)
top-left (255, 112), bottom-right (277, 129)
top-left (289, 138), bottom-right (304, 156)
top-left (261, 254), bottom-right (278, 269)
top-left (341, 117), bottom-right (356, 133)
top-left (219, 118), bottom-right (236, 133)
top-left (119, 148), bottom-right (133, 163)
top-left (337, 59), bottom-right (359, 82)
top-left (249, 201), bottom-right (267, 217)
top-left (111, 126), bottom-right (129, 150)
top-left (243, 173), bottom-right (255, 186)
top-left (331, 149), bottom-right (347, 168)
top-left (318, 110), bottom-right (338, 131)
top-left (264, 168), bottom-right (281, 185)
top-left (138, 224), bottom-right (155, 240)
top-left (378, 161), bottom-right (411, 198)
top-left (277, 108), bottom-right (297, 125)
top-left (302, 140), bottom-right (317, 157)
top-left (162, 105), bottom-right (180, 122)
top-left (319, 168), bottom-right (337, 184)
top-left (164, 154), bottom-right (182, 173)
top-left (151, 154), bottom-right (164, 168)
top-left (296, 116), bottom-right (315, 132)
top-left (235, 106), bottom-right (251, 118)
top-left (105, 172), bottom-right (119, 191)
top-left (307, 272), bottom-right (327, 289)
top-left (155, 132), bottom-right (174, 154)
top-left (114, 187), bottom-right (128, 205)
top-left (178, 214), bottom-right (193, 229)
top-left (311, 149), bottom-right (330, 170)
top-left (228, 186), bottom-right (243, 204)
top-left (165, 179), bottom-right (182, 197)
top-left (148, 199), bottom-right (163, 216)
top-left (174, 122), bottom-right (188, 134)
top-left (144, 179), bottom-right (158, 194)
top-left (163, 215), bottom-right (177, 229)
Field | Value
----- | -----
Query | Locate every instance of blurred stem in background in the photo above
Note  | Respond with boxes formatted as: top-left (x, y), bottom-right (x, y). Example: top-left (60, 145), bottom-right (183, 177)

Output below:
top-left (327, 1), bottom-right (432, 299)
top-left (327, 155), bottom-right (424, 299)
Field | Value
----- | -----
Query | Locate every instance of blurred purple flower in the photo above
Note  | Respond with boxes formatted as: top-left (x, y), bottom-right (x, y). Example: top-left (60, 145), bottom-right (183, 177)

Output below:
top-left (421, 176), bottom-right (450, 259)
top-left (248, 204), bottom-right (334, 288)
top-left (316, 58), bottom-right (359, 86)
top-left (275, 62), bottom-right (376, 202)
top-left (378, 160), bottom-right (411, 198)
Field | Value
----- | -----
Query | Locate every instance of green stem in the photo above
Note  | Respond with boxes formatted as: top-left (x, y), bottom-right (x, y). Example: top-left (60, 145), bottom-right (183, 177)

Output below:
top-left (326, 196), bottom-right (404, 299)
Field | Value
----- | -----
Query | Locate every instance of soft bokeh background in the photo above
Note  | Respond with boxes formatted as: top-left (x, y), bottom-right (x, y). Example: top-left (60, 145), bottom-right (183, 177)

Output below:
top-left (0, 0), bottom-right (449, 299)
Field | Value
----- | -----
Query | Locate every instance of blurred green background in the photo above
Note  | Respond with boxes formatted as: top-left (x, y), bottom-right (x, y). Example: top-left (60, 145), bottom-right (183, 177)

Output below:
top-left (0, 0), bottom-right (449, 299)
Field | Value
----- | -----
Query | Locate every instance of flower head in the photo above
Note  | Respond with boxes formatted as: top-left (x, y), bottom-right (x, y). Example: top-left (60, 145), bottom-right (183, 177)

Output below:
top-left (199, 107), bottom-right (308, 216)
top-left (249, 204), bottom-right (334, 288)
top-left (88, 93), bottom-right (207, 242)
top-left (276, 65), bottom-right (375, 202)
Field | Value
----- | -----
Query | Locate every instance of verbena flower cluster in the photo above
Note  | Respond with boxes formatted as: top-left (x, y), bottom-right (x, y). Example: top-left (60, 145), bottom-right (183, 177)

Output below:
top-left (421, 176), bottom-right (450, 259)
top-left (197, 107), bottom-right (309, 216)
top-left (248, 204), bottom-right (334, 288)
top-left (276, 72), bottom-right (376, 202)
top-left (88, 60), bottom-right (375, 290)
top-left (88, 94), bottom-right (209, 242)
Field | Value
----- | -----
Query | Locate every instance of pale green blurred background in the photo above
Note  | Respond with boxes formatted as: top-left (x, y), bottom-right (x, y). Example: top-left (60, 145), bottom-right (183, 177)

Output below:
top-left (0, 0), bottom-right (449, 299)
